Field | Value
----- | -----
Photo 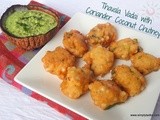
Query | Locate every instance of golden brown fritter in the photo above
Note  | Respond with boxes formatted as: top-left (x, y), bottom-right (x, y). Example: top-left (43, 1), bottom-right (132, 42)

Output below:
top-left (63, 30), bottom-right (88, 57)
top-left (131, 52), bottom-right (160, 75)
top-left (83, 46), bottom-right (114, 76)
top-left (60, 66), bottom-right (94, 99)
top-left (89, 80), bottom-right (128, 110)
top-left (109, 38), bottom-right (141, 60)
top-left (87, 23), bottom-right (117, 48)
top-left (112, 65), bottom-right (147, 97)
top-left (42, 46), bottom-right (76, 79)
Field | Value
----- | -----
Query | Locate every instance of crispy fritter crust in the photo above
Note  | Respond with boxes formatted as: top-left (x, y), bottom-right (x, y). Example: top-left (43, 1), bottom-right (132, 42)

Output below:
top-left (131, 52), bottom-right (160, 75)
top-left (60, 66), bottom-right (94, 99)
top-left (63, 30), bottom-right (88, 57)
top-left (87, 23), bottom-right (117, 48)
top-left (109, 38), bottom-right (140, 60)
top-left (83, 46), bottom-right (114, 76)
top-left (89, 80), bottom-right (128, 110)
top-left (112, 65), bottom-right (146, 97)
top-left (42, 46), bottom-right (76, 79)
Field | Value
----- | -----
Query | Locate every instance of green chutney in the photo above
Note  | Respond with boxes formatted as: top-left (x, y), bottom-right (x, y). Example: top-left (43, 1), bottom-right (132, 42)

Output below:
top-left (5, 10), bottom-right (58, 37)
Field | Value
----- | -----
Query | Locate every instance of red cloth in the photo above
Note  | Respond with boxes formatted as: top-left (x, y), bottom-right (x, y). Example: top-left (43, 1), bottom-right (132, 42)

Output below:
top-left (0, 1), bottom-right (86, 120)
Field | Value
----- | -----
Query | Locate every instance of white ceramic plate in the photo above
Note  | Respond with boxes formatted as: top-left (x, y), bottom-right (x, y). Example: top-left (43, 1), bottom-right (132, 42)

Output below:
top-left (15, 12), bottom-right (160, 120)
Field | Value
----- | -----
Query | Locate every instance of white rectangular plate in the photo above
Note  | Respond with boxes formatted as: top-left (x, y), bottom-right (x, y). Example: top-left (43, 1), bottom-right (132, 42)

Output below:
top-left (15, 12), bottom-right (160, 120)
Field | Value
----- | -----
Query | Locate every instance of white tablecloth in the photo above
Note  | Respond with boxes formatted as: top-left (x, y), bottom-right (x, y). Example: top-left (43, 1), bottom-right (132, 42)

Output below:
top-left (0, 78), bottom-right (71, 120)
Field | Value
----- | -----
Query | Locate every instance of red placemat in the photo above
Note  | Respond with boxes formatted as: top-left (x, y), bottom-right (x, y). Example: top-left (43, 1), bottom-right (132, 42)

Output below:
top-left (0, 1), bottom-right (86, 120)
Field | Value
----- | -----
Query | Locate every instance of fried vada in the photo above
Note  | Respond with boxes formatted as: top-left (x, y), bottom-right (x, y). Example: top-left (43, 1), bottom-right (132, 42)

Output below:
top-left (89, 80), bottom-right (128, 110)
top-left (109, 38), bottom-right (141, 60)
top-left (87, 23), bottom-right (117, 48)
top-left (83, 46), bottom-right (114, 76)
top-left (63, 29), bottom-right (88, 57)
top-left (60, 66), bottom-right (94, 99)
top-left (131, 52), bottom-right (160, 75)
top-left (112, 65), bottom-right (146, 97)
top-left (42, 46), bottom-right (76, 79)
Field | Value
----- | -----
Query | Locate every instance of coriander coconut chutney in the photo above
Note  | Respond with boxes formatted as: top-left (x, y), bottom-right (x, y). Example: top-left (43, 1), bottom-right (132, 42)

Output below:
top-left (5, 10), bottom-right (58, 37)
